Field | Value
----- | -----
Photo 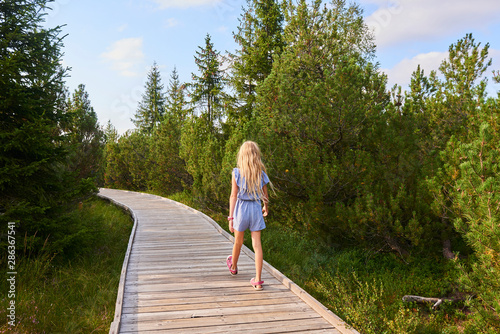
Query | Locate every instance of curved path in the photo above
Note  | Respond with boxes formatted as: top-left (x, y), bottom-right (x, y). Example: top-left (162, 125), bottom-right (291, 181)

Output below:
top-left (98, 188), bottom-right (359, 334)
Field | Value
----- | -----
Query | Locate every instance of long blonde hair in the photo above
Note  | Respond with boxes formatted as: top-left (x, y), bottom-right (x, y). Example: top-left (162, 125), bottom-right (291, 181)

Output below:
top-left (237, 141), bottom-right (268, 201)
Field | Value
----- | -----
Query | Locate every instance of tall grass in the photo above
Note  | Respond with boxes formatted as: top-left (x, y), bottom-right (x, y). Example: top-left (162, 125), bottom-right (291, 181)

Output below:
top-left (0, 198), bottom-right (132, 333)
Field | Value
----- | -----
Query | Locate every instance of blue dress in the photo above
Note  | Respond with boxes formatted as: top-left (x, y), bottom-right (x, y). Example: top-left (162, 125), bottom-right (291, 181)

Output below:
top-left (233, 168), bottom-right (270, 232)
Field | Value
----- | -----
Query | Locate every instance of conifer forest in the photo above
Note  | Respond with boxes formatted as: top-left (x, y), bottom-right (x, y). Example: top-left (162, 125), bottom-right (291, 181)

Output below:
top-left (1, 0), bottom-right (500, 332)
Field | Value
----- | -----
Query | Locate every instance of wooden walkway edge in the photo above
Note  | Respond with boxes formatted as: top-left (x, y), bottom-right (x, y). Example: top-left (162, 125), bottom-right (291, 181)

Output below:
top-left (98, 188), bottom-right (360, 334)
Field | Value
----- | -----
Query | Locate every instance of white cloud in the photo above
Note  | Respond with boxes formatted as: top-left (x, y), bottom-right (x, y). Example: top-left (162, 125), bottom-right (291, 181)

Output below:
top-left (101, 37), bottom-right (145, 77)
top-left (164, 18), bottom-right (179, 28)
top-left (217, 25), bottom-right (228, 33)
top-left (361, 0), bottom-right (500, 47)
top-left (117, 24), bottom-right (128, 32)
top-left (151, 0), bottom-right (221, 9)
top-left (382, 51), bottom-right (448, 89)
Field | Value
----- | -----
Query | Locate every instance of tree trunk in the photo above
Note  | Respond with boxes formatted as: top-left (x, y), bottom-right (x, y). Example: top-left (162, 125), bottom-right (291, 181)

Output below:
top-left (384, 235), bottom-right (408, 257)
top-left (443, 239), bottom-right (456, 260)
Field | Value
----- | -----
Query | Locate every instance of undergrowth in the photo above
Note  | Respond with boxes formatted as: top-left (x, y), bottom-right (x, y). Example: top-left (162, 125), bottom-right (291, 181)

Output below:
top-left (0, 197), bottom-right (132, 333)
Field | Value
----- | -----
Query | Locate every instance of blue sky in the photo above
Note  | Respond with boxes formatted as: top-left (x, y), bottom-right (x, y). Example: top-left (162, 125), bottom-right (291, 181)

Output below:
top-left (43, 0), bottom-right (500, 134)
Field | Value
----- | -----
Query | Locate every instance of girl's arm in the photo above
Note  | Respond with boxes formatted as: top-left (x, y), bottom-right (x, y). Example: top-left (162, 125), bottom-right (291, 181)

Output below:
top-left (262, 184), bottom-right (269, 217)
top-left (229, 171), bottom-right (238, 233)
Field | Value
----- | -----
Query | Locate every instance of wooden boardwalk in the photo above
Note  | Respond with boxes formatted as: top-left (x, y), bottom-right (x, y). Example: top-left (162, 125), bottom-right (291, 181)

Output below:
top-left (98, 188), bottom-right (359, 334)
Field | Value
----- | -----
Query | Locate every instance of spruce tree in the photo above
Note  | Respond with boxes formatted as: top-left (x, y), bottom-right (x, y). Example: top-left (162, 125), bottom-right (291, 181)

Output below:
top-left (0, 0), bottom-right (91, 252)
top-left (165, 67), bottom-right (188, 123)
top-left (132, 61), bottom-right (166, 134)
top-left (149, 68), bottom-right (191, 195)
top-left (180, 35), bottom-right (228, 206)
top-left (63, 84), bottom-right (105, 183)
top-left (189, 34), bottom-right (226, 132)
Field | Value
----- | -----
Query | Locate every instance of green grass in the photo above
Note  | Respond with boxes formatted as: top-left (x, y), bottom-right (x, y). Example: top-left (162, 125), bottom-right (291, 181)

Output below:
top-left (0, 197), bottom-right (133, 333)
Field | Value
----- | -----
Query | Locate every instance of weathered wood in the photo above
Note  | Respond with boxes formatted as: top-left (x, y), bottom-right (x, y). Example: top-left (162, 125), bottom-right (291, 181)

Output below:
top-left (141, 318), bottom-right (340, 334)
top-left (122, 293), bottom-right (300, 311)
top-left (122, 285), bottom-right (291, 303)
top-left (402, 295), bottom-right (457, 309)
top-left (98, 188), bottom-right (359, 334)
top-left (119, 311), bottom-right (325, 332)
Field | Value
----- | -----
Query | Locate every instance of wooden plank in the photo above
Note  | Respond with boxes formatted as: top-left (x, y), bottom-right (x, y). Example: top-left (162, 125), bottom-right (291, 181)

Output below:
top-left (122, 296), bottom-right (303, 313)
top-left (123, 279), bottom-right (284, 293)
top-left (119, 318), bottom-right (341, 334)
top-left (125, 265), bottom-right (257, 275)
top-left (128, 249), bottom-right (234, 258)
top-left (122, 291), bottom-right (297, 308)
top-left (122, 288), bottom-right (292, 309)
top-left (124, 272), bottom-right (274, 283)
top-left (119, 310), bottom-right (323, 332)
top-left (124, 262), bottom-right (254, 271)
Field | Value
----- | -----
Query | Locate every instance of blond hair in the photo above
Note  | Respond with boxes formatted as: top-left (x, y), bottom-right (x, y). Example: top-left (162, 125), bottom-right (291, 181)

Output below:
top-left (237, 141), bottom-right (268, 201)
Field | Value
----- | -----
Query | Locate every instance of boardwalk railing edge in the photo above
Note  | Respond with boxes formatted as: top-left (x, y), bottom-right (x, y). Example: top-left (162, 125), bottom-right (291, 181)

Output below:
top-left (97, 190), bottom-right (140, 334)
top-left (99, 188), bottom-right (361, 334)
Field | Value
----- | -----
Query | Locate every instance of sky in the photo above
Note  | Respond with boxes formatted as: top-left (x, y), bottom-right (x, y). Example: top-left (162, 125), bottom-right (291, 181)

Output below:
top-left (42, 0), bottom-right (500, 134)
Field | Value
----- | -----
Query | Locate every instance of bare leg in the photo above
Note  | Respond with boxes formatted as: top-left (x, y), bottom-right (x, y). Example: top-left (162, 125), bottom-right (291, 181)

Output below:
top-left (232, 230), bottom-right (244, 271)
top-left (251, 230), bottom-right (263, 289)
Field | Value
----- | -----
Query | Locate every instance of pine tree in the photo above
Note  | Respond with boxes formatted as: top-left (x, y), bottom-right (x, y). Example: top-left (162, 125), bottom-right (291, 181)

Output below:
top-left (426, 63), bottom-right (500, 328)
top-left (189, 34), bottom-right (226, 132)
top-left (109, 130), bottom-right (150, 191)
top-left (425, 34), bottom-right (492, 258)
top-left (230, 0), bottom-right (285, 123)
top-left (63, 84), bottom-right (105, 183)
top-left (149, 68), bottom-right (191, 195)
top-left (351, 35), bottom-right (494, 256)
top-left (103, 123), bottom-right (132, 189)
top-left (443, 118), bottom-right (500, 329)
top-left (251, 0), bottom-right (387, 231)
top-left (132, 62), bottom-right (166, 134)
top-left (165, 66), bottom-right (188, 123)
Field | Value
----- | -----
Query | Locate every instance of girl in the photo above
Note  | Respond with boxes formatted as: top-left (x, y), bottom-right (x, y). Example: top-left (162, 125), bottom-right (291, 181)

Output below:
top-left (226, 141), bottom-right (269, 291)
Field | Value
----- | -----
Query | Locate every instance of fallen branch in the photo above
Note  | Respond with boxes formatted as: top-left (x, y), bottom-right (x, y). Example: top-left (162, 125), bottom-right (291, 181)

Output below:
top-left (402, 295), bottom-right (458, 310)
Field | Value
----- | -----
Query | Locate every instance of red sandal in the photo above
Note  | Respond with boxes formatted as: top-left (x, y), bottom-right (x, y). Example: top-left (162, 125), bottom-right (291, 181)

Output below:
top-left (250, 277), bottom-right (264, 291)
top-left (226, 255), bottom-right (238, 275)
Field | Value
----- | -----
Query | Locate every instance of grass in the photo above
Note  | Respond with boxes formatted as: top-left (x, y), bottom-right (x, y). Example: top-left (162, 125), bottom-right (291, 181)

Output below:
top-left (0, 197), bottom-right (133, 333)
